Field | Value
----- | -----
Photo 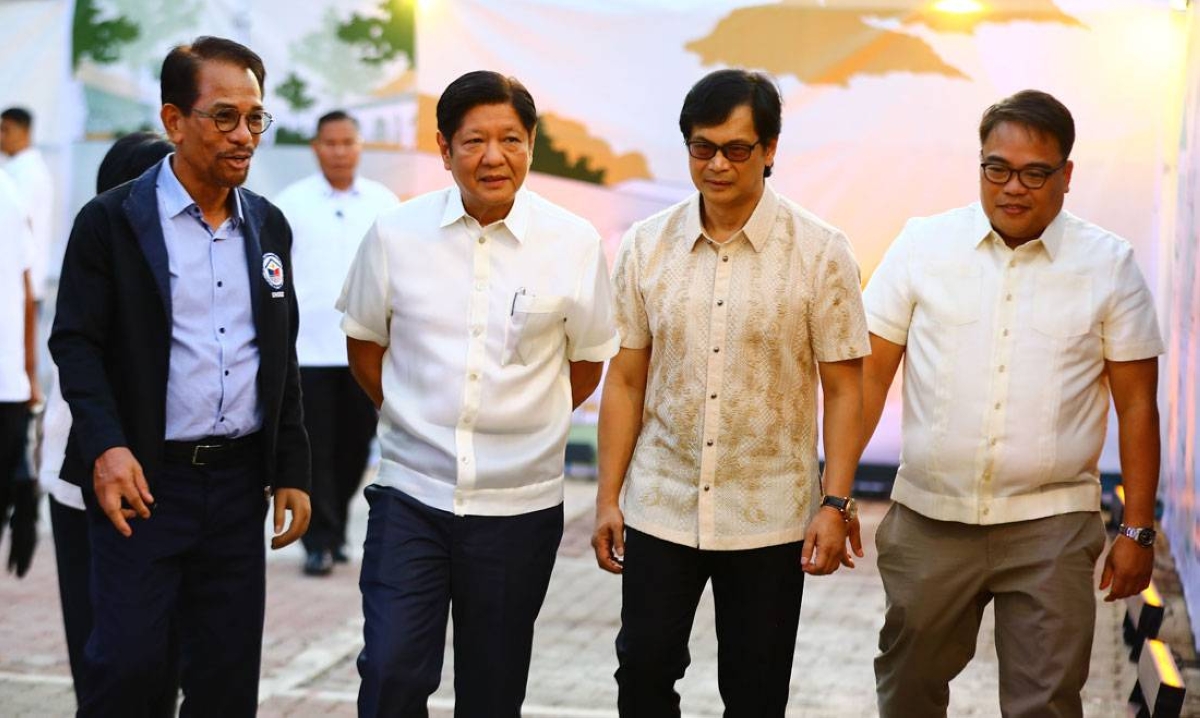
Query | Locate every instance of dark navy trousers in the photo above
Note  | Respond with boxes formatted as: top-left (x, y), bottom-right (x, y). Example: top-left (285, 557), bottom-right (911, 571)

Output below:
top-left (357, 485), bottom-right (563, 718)
top-left (80, 459), bottom-right (268, 718)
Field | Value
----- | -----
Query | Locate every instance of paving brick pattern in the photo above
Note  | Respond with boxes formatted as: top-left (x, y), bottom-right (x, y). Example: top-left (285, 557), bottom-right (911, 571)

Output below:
top-left (0, 481), bottom-right (1152, 716)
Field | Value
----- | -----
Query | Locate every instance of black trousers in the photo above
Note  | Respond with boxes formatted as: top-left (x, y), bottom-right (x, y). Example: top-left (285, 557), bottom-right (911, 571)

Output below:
top-left (0, 401), bottom-right (30, 519)
top-left (357, 486), bottom-right (563, 718)
top-left (615, 527), bottom-right (806, 717)
top-left (80, 459), bottom-right (268, 718)
top-left (299, 366), bottom-right (376, 555)
top-left (51, 497), bottom-right (181, 715)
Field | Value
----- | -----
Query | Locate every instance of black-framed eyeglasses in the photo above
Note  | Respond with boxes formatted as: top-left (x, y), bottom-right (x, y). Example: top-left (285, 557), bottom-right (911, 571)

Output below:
top-left (192, 107), bottom-right (274, 135)
top-left (686, 139), bottom-right (761, 163)
top-left (980, 161), bottom-right (1066, 190)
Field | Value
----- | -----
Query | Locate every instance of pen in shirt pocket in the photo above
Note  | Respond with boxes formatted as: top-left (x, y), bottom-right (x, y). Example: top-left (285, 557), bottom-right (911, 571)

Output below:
top-left (510, 287), bottom-right (526, 316)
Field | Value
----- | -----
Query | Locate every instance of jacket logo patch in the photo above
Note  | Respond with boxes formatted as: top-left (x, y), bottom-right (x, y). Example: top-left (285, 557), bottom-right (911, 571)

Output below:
top-left (262, 253), bottom-right (284, 290)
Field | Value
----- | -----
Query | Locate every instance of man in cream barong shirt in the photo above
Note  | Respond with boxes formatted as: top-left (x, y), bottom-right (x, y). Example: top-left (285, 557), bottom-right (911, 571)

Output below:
top-left (592, 69), bottom-right (870, 716)
top-left (338, 71), bottom-right (618, 717)
top-left (862, 90), bottom-right (1164, 718)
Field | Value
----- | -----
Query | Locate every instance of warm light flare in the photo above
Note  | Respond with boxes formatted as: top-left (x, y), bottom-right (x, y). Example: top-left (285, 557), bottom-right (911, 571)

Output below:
top-left (1142, 582), bottom-right (1163, 608)
top-left (932, 0), bottom-right (986, 14)
top-left (1147, 640), bottom-right (1184, 688)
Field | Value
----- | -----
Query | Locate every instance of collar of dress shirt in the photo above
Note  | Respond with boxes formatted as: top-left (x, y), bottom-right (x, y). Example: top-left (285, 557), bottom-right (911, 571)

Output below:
top-left (971, 201), bottom-right (1066, 262)
top-left (438, 184), bottom-right (531, 243)
top-left (319, 173), bottom-right (360, 198)
top-left (684, 182), bottom-right (778, 253)
top-left (156, 154), bottom-right (244, 226)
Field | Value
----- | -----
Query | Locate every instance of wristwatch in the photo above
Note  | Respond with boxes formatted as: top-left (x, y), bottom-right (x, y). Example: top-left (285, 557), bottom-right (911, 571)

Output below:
top-left (1118, 524), bottom-right (1156, 548)
top-left (820, 495), bottom-right (857, 522)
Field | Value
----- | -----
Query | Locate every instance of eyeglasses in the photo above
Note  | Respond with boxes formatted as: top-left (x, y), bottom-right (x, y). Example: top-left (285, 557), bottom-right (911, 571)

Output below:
top-left (191, 107), bottom-right (274, 135)
top-left (686, 139), bottom-right (761, 163)
top-left (980, 161), bottom-right (1065, 190)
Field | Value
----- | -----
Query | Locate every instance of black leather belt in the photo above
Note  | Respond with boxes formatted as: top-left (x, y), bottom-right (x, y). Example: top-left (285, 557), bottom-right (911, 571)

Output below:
top-left (163, 432), bottom-right (261, 467)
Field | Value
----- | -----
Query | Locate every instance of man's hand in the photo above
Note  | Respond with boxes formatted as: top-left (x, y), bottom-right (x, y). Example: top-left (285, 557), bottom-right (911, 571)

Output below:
top-left (591, 503), bottom-right (626, 574)
top-left (801, 507), bottom-right (857, 575)
top-left (93, 446), bottom-right (154, 537)
top-left (270, 488), bottom-right (311, 550)
top-left (1099, 536), bottom-right (1154, 602)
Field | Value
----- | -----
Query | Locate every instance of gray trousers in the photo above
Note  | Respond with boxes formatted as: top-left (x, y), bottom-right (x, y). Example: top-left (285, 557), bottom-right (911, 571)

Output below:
top-left (874, 503), bottom-right (1106, 718)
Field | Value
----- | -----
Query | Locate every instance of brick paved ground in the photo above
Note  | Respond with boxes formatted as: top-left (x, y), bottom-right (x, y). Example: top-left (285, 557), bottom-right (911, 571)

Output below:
top-left (0, 478), bottom-right (1187, 717)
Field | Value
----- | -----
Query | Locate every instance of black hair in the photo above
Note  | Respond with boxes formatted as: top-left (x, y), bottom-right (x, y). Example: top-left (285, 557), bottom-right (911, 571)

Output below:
top-left (0, 107), bottom-right (32, 129)
top-left (679, 69), bottom-right (782, 177)
top-left (436, 71), bottom-right (537, 140)
top-left (979, 90), bottom-right (1075, 160)
top-left (317, 110), bottom-right (359, 133)
top-left (161, 36), bottom-right (266, 113)
top-left (96, 131), bottom-right (174, 194)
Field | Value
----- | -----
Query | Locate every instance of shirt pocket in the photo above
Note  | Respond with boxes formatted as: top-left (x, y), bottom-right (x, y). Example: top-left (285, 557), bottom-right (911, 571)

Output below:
top-left (921, 261), bottom-right (981, 326)
top-left (1032, 272), bottom-right (1092, 338)
top-left (503, 293), bottom-right (568, 366)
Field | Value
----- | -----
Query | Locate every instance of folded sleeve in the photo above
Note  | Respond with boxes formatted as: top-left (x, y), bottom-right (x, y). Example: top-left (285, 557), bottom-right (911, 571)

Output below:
top-left (336, 222), bottom-right (391, 347)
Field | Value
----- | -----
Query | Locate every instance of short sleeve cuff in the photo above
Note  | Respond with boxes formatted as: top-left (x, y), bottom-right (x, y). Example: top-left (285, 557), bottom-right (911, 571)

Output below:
top-left (569, 332), bottom-right (621, 363)
top-left (866, 313), bottom-right (908, 346)
top-left (341, 314), bottom-right (388, 347)
top-left (1103, 339), bottom-right (1164, 363)
top-left (815, 340), bottom-right (871, 363)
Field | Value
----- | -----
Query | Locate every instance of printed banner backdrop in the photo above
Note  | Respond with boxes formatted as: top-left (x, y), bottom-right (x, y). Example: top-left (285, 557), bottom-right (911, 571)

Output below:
top-left (2, 3), bottom-right (1197, 606)
top-left (1163, 1), bottom-right (1200, 654)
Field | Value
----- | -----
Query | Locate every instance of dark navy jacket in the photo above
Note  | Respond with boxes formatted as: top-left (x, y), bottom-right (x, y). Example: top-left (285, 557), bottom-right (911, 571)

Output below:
top-left (49, 162), bottom-right (311, 493)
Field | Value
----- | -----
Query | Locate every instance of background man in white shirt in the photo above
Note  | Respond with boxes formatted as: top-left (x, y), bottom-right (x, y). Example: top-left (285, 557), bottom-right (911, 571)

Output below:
top-left (1, 107), bottom-right (55, 302)
top-left (275, 110), bottom-right (398, 577)
top-left (593, 69), bottom-right (870, 715)
top-left (338, 70), bottom-right (619, 717)
top-left (862, 90), bottom-right (1163, 718)
top-left (0, 168), bottom-right (38, 578)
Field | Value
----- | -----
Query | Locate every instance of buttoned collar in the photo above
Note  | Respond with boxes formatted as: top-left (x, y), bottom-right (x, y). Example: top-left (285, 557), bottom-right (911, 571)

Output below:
top-left (157, 154), bottom-right (244, 228)
top-left (684, 183), bottom-right (778, 253)
top-left (439, 185), bottom-right (530, 243)
top-left (971, 201), bottom-right (1065, 262)
top-left (319, 173), bottom-right (361, 198)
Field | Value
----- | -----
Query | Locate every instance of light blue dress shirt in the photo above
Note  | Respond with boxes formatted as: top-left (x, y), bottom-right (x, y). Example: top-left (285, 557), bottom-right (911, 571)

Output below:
top-left (156, 157), bottom-right (262, 441)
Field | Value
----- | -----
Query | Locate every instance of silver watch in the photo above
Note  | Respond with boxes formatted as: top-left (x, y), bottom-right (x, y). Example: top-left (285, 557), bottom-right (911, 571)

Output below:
top-left (1118, 524), bottom-right (1156, 548)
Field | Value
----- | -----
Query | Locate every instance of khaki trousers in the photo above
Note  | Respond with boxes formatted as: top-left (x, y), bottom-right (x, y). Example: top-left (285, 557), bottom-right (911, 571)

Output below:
top-left (874, 503), bottom-right (1106, 718)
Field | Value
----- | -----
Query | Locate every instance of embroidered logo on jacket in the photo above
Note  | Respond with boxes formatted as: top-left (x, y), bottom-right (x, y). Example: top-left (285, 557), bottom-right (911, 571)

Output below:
top-left (262, 253), bottom-right (284, 290)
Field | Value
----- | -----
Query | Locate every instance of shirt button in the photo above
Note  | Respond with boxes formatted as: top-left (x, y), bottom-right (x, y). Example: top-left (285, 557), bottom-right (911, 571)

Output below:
top-left (217, 281), bottom-right (223, 288)
top-left (1003, 329), bottom-right (1010, 337)
top-left (706, 439), bottom-right (714, 446)
top-left (472, 327), bottom-right (483, 337)
top-left (722, 255), bottom-right (729, 262)
top-left (224, 370), bottom-right (230, 376)
top-left (469, 373), bottom-right (479, 381)
top-left (477, 236), bottom-right (486, 244)
top-left (982, 507), bottom-right (990, 516)
top-left (998, 365), bottom-right (1006, 373)
top-left (712, 347), bottom-right (720, 353)
top-left (1008, 260), bottom-right (1016, 268)
top-left (219, 416), bottom-right (225, 422)
top-left (1006, 293), bottom-right (1013, 301)
top-left (990, 438), bottom-right (998, 446)
top-left (219, 327), bottom-right (225, 334)
top-left (994, 402), bottom-right (1001, 410)
top-left (703, 485), bottom-right (710, 492)
top-left (710, 393), bottom-right (717, 399)
top-left (716, 299), bottom-right (724, 306)
top-left (461, 455), bottom-right (469, 463)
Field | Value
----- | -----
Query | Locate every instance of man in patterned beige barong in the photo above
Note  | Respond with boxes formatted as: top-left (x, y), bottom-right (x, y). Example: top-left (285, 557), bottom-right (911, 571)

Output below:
top-left (591, 69), bottom-right (871, 716)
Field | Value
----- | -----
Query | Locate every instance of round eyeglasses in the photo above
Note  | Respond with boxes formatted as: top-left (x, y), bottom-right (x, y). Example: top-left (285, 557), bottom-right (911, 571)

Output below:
top-left (192, 107), bottom-right (275, 135)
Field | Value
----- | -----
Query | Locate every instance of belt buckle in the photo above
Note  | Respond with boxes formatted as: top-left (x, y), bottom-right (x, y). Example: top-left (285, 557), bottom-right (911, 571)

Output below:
top-left (191, 443), bottom-right (221, 466)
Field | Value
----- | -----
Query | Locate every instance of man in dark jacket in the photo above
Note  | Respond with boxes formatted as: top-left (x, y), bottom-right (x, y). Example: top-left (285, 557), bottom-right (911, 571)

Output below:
top-left (50, 36), bottom-right (311, 717)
